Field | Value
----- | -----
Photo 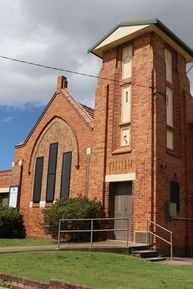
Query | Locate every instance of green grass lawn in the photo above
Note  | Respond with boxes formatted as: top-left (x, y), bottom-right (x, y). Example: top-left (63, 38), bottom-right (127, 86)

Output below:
top-left (0, 251), bottom-right (193, 289)
top-left (0, 238), bottom-right (56, 247)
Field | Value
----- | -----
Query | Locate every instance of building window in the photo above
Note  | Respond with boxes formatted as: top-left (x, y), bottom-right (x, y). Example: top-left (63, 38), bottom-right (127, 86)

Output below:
top-left (121, 127), bottom-right (130, 146)
top-left (122, 45), bottom-right (132, 79)
top-left (33, 157), bottom-right (44, 203)
top-left (60, 152), bottom-right (72, 198)
top-left (0, 192), bottom-right (9, 206)
top-left (165, 49), bottom-right (174, 150)
top-left (120, 45), bottom-right (132, 147)
top-left (46, 143), bottom-right (58, 202)
top-left (166, 87), bottom-right (174, 150)
top-left (170, 181), bottom-right (180, 212)
top-left (166, 87), bottom-right (173, 127)
top-left (165, 49), bottom-right (172, 84)
top-left (167, 129), bottom-right (174, 150)
top-left (121, 84), bottom-right (132, 124)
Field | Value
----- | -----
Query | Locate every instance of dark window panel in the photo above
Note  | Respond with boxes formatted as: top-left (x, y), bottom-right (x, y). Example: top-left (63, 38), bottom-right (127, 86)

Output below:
top-left (0, 193), bottom-right (9, 206)
top-left (33, 157), bottom-right (44, 203)
top-left (46, 143), bottom-right (58, 202)
top-left (170, 181), bottom-right (180, 212)
top-left (46, 174), bottom-right (56, 202)
top-left (49, 143), bottom-right (58, 174)
top-left (60, 152), bottom-right (72, 198)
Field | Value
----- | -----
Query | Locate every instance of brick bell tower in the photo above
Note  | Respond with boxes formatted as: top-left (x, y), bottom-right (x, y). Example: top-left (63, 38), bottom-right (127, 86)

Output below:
top-left (88, 19), bottom-right (193, 249)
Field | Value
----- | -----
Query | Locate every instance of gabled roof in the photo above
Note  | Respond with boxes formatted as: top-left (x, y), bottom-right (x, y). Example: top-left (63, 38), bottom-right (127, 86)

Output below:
top-left (15, 88), bottom-right (94, 148)
top-left (0, 169), bottom-right (12, 173)
top-left (61, 89), bottom-right (94, 128)
top-left (88, 18), bottom-right (193, 62)
top-left (80, 104), bottom-right (94, 119)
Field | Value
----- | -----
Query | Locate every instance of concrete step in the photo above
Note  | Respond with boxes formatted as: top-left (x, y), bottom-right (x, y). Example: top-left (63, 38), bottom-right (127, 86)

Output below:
top-left (132, 249), bottom-right (158, 258)
top-left (128, 245), bottom-right (150, 253)
top-left (147, 256), bottom-right (167, 262)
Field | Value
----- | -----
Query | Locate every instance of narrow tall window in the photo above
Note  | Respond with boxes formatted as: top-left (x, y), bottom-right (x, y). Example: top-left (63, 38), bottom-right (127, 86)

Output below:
top-left (60, 152), bottom-right (72, 198)
top-left (121, 84), bottom-right (132, 124)
top-left (166, 87), bottom-right (174, 150)
top-left (46, 143), bottom-right (58, 202)
top-left (121, 127), bottom-right (130, 147)
top-left (166, 87), bottom-right (173, 127)
top-left (165, 49), bottom-right (174, 150)
top-left (122, 45), bottom-right (132, 79)
top-left (33, 157), bottom-right (44, 203)
top-left (165, 49), bottom-right (172, 84)
top-left (170, 181), bottom-right (180, 212)
top-left (120, 45), bottom-right (133, 147)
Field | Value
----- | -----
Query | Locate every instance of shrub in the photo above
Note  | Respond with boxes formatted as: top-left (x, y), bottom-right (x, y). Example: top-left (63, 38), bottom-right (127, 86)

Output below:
top-left (43, 196), bottom-right (104, 241)
top-left (0, 205), bottom-right (25, 238)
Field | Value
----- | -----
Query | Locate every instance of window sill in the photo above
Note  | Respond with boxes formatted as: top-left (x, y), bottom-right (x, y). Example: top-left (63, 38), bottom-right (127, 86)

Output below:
top-left (45, 203), bottom-right (53, 208)
top-left (166, 81), bottom-right (173, 89)
top-left (120, 77), bottom-right (132, 85)
top-left (112, 146), bottom-right (131, 155)
top-left (31, 203), bottom-right (39, 208)
top-left (166, 149), bottom-right (180, 158)
top-left (31, 201), bottom-right (54, 208)
top-left (119, 122), bottom-right (131, 127)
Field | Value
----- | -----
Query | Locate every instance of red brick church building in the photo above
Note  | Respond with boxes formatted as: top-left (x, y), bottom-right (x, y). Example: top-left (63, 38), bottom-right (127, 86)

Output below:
top-left (1, 19), bottom-right (193, 255)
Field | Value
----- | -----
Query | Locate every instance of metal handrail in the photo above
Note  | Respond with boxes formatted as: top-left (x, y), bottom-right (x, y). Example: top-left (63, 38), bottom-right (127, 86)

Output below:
top-left (147, 219), bottom-right (172, 233)
top-left (58, 217), bottom-right (129, 249)
top-left (146, 219), bottom-right (173, 260)
top-left (59, 217), bottom-right (127, 221)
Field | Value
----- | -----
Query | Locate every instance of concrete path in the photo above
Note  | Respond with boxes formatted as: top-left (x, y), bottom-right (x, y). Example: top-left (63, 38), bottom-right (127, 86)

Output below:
top-left (161, 257), bottom-right (193, 265)
top-left (0, 244), bottom-right (59, 254)
top-left (1, 242), bottom-right (193, 265)
top-left (0, 240), bottom-right (146, 254)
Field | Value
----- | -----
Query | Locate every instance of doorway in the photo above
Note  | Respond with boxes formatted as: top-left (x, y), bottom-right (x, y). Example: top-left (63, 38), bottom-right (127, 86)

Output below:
top-left (113, 181), bottom-right (132, 240)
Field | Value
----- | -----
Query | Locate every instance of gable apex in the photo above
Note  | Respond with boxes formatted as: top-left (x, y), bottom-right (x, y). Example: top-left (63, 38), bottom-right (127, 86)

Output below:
top-left (15, 85), bottom-right (94, 148)
top-left (61, 89), bottom-right (94, 129)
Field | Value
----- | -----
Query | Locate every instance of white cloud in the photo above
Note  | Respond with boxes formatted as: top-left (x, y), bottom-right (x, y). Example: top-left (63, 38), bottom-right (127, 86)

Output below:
top-left (1, 116), bottom-right (13, 123)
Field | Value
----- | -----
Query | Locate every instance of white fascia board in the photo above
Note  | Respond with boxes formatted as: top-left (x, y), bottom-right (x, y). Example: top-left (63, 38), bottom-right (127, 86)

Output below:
top-left (105, 173), bottom-right (136, 182)
top-left (96, 25), bottom-right (148, 50)
top-left (0, 187), bottom-right (9, 193)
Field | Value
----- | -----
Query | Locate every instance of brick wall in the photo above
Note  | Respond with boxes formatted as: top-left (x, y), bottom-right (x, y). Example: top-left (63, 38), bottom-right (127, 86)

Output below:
top-left (88, 31), bottom-right (193, 254)
top-left (0, 170), bottom-right (12, 188)
top-left (152, 32), bottom-right (193, 255)
top-left (12, 81), bottom-right (93, 237)
top-left (89, 32), bottom-right (154, 237)
top-left (0, 273), bottom-right (96, 289)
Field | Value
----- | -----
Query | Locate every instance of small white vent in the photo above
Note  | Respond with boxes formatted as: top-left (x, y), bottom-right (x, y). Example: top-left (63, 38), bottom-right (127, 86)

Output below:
top-left (134, 231), bottom-right (148, 244)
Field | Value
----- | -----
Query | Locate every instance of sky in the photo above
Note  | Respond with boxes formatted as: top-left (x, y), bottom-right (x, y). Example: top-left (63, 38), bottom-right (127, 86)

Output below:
top-left (0, 0), bottom-right (193, 169)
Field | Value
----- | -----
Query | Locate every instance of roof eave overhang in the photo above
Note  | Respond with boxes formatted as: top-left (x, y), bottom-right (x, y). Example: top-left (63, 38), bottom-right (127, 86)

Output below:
top-left (89, 20), bottom-right (193, 63)
top-left (89, 24), bottom-right (150, 59)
